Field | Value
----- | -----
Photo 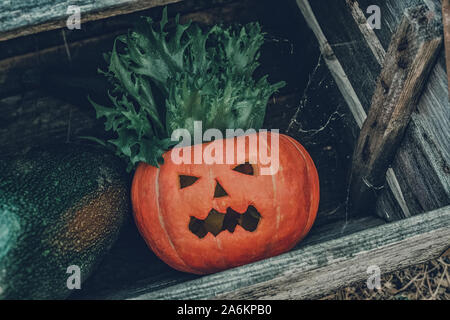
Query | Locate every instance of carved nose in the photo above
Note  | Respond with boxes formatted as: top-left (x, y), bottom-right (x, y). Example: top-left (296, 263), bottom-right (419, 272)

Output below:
top-left (214, 180), bottom-right (228, 198)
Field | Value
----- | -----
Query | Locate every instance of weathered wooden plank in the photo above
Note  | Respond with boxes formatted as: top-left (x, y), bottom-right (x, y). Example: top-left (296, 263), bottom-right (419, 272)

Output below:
top-left (356, 0), bottom-right (450, 217)
top-left (300, 0), bottom-right (450, 220)
top-left (349, 5), bottom-right (443, 215)
top-left (0, 0), bottom-right (316, 98)
top-left (357, 0), bottom-right (449, 218)
top-left (443, 0), bottom-right (450, 97)
top-left (0, 91), bottom-right (105, 154)
top-left (345, 0), bottom-right (386, 64)
top-left (306, 0), bottom-right (382, 113)
top-left (0, 0), bottom-right (238, 64)
top-left (295, 0), bottom-right (410, 220)
top-left (0, 0), bottom-right (244, 98)
top-left (295, 0), bottom-right (367, 128)
top-left (357, 0), bottom-right (442, 49)
top-left (73, 214), bottom-right (385, 299)
top-left (0, 0), bottom-right (183, 41)
top-left (386, 70), bottom-right (450, 215)
top-left (120, 206), bottom-right (450, 300)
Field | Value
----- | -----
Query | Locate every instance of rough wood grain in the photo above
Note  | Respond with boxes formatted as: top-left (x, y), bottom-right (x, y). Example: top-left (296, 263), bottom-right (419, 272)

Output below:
top-left (358, 0), bottom-right (442, 49)
top-left (443, 0), bottom-right (450, 97)
top-left (74, 215), bottom-right (385, 299)
top-left (302, 0), bottom-right (450, 220)
top-left (295, 0), bottom-right (367, 128)
top-left (296, 0), bottom-right (412, 220)
top-left (122, 205), bottom-right (450, 300)
top-left (0, 0), bottom-right (242, 98)
top-left (0, 0), bottom-right (182, 41)
top-left (349, 5), bottom-right (443, 215)
top-left (356, 0), bottom-right (450, 218)
top-left (0, 0), bottom-right (237, 63)
top-left (345, 0), bottom-right (386, 65)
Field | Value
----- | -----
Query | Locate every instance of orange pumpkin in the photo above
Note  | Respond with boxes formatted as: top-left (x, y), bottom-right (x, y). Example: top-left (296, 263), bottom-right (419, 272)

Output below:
top-left (131, 132), bottom-right (319, 274)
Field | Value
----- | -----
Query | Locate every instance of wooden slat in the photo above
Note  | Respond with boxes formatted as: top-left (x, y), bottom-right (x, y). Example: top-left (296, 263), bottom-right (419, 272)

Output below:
top-left (358, 0), bottom-right (442, 49)
top-left (120, 206), bottom-right (450, 300)
top-left (0, 0), bottom-right (241, 99)
top-left (295, 0), bottom-right (412, 220)
top-left (295, 0), bottom-right (367, 128)
top-left (0, 0), bottom-right (183, 41)
top-left (76, 215), bottom-right (385, 299)
top-left (443, 0), bottom-right (450, 98)
top-left (300, 0), bottom-right (450, 220)
top-left (345, 0), bottom-right (386, 64)
top-left (0, 0), bottom-right (237, 63)
top-left (356, 0), bottom-right (450, 218)
top-left (349, 5), bottom-right (443, 215)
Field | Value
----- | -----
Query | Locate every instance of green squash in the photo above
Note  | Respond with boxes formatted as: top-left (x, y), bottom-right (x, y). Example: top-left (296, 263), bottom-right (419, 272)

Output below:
top-left (0, 144), bottom-right (130, 299)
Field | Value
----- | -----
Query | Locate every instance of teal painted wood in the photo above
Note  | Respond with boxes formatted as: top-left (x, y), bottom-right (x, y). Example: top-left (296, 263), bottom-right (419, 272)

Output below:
top-left (124, 205), bottom-right (450, 300)
top-left (0, 0), bottom-right (181, 40)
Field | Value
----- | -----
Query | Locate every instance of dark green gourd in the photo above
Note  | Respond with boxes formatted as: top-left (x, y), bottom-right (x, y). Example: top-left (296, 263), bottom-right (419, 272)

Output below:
top-left (0, 144), bottom-right (130, 299)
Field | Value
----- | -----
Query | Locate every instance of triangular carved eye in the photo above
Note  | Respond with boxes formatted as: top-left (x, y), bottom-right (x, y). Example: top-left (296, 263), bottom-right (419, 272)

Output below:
top-left (232, 162), bottom-right (254, 176)
top-left (179, 175), bottom-right (199, 189)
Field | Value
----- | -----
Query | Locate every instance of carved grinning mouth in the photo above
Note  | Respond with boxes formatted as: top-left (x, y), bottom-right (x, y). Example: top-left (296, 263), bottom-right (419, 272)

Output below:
top-left (189, 206), bottom-right (261, 239)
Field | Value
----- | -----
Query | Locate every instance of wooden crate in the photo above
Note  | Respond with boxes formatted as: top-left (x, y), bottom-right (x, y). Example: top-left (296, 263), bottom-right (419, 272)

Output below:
top-left (0, 0), bottom-right (448, 299)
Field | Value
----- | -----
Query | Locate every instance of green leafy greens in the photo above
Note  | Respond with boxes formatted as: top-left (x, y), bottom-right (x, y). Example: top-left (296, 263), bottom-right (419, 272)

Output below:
top-left (91, 8), bottom-right (285, 170)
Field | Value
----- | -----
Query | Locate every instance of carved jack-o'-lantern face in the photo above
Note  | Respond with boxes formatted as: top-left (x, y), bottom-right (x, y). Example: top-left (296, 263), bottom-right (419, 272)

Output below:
top-left (131, 132), bottom-right (319, 274)
top-left (181, 163), bottom-right (263, 239)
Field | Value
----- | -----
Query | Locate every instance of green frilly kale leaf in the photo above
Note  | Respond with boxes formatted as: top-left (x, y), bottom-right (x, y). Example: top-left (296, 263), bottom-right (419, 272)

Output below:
top-left (90, 7), bottom-right (285, 170)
